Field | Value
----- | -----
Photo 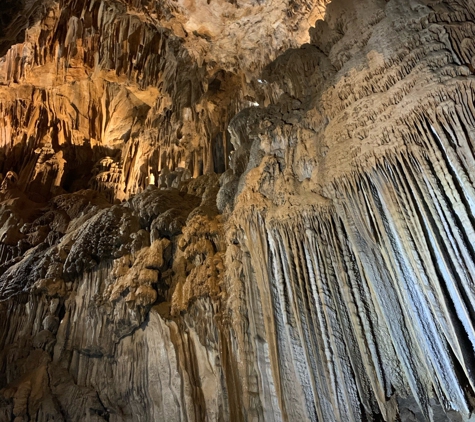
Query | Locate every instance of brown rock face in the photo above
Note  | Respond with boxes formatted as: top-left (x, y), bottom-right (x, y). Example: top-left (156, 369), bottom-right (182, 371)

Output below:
top-left (0, 0), bottom-right (325, 200)
top-left (1, 0), bottom-right (475, 421)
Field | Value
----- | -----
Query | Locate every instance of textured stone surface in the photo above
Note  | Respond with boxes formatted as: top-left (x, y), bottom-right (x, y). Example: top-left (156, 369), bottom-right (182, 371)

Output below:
top-left (0, 0), bottom-right (327, 200)
top-left (1, 0), bottom-right (475, 421)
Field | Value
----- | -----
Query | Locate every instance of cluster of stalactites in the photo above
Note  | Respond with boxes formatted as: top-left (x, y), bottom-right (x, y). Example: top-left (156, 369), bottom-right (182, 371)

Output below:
top-left (231, 83), bottom-right (475, 420)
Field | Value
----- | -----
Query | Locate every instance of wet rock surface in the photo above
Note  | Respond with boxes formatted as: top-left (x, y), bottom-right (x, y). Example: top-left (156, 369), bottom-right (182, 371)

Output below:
top-left (1, 0), bottom-right (475, 421)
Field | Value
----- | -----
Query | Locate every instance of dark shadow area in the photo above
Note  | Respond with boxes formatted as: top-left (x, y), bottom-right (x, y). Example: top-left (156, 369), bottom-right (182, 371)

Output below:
top-left (0, 0), bottom-right (26, 57)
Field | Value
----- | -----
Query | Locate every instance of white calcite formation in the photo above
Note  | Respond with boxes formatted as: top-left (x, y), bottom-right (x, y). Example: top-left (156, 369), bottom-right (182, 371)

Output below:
top-left (1, 0), bottom-right (475, 421)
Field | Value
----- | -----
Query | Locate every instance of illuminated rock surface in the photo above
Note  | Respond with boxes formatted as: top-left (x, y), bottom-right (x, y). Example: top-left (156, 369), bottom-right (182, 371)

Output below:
top-left (1, 0), bottom-right (475, 420)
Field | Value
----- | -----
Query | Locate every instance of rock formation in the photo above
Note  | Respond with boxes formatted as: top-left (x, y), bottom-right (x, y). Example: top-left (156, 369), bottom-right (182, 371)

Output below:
top-left (1, 0), bottom-right (475, 420)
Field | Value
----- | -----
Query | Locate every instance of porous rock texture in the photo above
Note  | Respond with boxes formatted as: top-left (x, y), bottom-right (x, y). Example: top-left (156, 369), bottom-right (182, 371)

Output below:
top-left (1, 0), bottom-right (475, 421)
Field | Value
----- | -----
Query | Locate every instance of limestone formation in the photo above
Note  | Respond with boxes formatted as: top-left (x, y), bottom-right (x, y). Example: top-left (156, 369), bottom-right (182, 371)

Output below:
top-left (1, 0), bottom-right (475, 421)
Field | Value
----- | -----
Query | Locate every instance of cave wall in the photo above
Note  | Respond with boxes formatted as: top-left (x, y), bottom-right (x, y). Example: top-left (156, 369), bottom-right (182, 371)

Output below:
top-left (1, 0), bottom-right (475, 421)
top-left (225, 0), bottom-right (475, 420)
